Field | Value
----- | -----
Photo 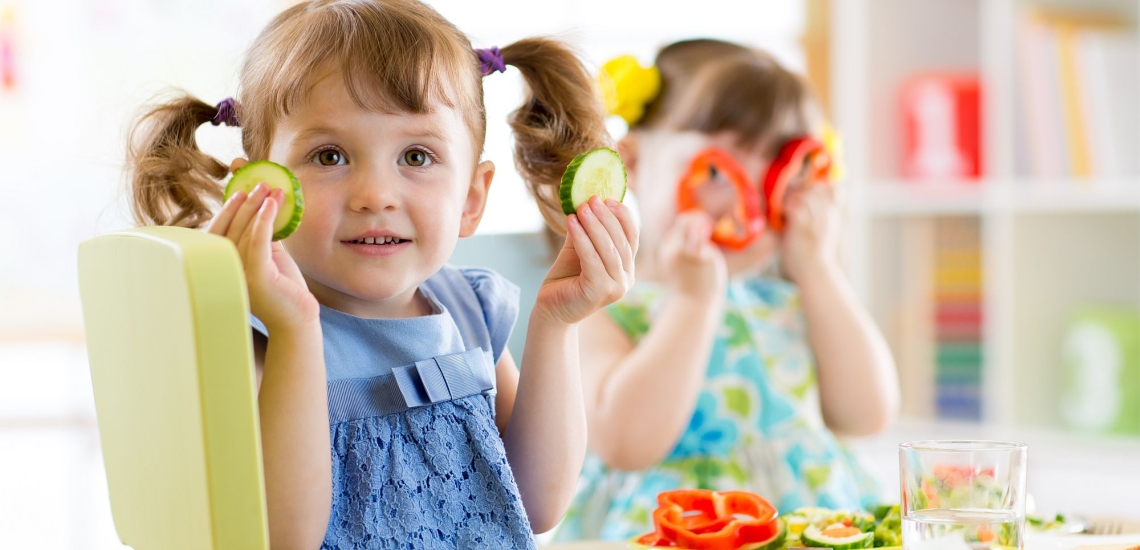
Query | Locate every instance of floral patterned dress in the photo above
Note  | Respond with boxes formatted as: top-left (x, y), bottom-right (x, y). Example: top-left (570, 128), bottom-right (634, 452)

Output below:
top-left (553, 276), bottom-right (883, 542)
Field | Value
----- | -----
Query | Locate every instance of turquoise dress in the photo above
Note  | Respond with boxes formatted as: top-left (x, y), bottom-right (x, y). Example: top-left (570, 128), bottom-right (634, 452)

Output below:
top-left (253, 265), bottom-right (536, 549)
top-left (553, 276), bottom-right (883, 542)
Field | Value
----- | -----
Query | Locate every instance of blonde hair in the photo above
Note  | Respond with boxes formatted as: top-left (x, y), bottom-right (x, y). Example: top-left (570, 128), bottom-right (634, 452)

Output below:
top-left (128, 0), bottom-right (608, 234)
top-left (635, 39), bottom-right (821, 160)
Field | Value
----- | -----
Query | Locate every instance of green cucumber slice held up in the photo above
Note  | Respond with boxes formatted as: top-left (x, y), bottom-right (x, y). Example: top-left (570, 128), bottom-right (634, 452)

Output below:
top-left (223, 160), bottom-right (304, 241)
top-left (559, 147), bottom-right (628, 216)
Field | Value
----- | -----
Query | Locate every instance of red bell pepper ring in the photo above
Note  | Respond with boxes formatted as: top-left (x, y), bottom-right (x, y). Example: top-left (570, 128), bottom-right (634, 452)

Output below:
top-left (652, 489), bottom-right (780, 550)
top-left (676, 149), bottom-right (765, 251)
top-left (761, 137), bottom-right (833, 233)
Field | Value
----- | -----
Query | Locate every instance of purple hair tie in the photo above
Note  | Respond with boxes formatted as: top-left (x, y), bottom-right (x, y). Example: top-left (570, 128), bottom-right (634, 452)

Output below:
top-left (211, 97), bottom-right (240, 127)
top-left (475, 47), bottom-right (506, 76)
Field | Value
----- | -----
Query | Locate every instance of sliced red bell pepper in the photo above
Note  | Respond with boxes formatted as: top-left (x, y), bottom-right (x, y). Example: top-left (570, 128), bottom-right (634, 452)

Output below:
top-left (633, 532), bottom-right (676, 547)
top-left (651, 489), bottom-right (780, 550)
top-left (761, 137), bottom-right (833, 233)
top-left (676, 148), bottom-right (764, 251)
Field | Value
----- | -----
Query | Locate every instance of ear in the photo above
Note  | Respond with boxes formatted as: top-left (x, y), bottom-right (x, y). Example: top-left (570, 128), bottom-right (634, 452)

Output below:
top-left (616, 133), bottom-right (639, 193)
top-left (229, 158), bottom-right (249, 174)
top-left (459, 160), bottom-right (495, 238)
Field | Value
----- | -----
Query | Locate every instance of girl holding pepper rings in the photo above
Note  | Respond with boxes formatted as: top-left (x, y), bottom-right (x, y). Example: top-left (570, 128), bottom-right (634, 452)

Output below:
top-left (553, 39), bottom-right (899, 542)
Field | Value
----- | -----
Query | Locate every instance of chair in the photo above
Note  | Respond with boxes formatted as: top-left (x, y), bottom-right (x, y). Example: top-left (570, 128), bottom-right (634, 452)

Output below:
top-left (78, 226), bottom-right (268, 549)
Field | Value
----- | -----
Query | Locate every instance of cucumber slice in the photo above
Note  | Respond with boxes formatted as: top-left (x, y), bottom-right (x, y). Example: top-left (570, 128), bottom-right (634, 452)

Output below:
top-left (802, 524), bottom-right (875, 549)
top-left (223, 160), bottom-right (304, 241)
top-left (559, 147), bottom-right (627, 215)
top-left (785, 515), bottom-right (810, 541)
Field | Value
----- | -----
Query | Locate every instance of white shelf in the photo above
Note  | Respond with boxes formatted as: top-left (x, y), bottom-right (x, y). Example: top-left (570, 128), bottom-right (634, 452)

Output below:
top-left (862, 180), bottom-right (988, 216)
top-left (1011, 181), bottom-right (1140, 213)
top-left (861, 179), bottom-right (1140, 216)
top-left (835, 0), bottom-right (1140, 429)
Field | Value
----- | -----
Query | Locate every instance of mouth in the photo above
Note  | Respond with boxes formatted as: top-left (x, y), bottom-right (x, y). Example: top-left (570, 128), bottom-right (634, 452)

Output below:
top-left (343, 236), bottom-right (410, 246)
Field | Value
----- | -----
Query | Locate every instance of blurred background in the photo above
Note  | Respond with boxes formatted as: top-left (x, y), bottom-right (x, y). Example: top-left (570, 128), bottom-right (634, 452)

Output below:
top-left (1, 0), bottom-right (1139, 547)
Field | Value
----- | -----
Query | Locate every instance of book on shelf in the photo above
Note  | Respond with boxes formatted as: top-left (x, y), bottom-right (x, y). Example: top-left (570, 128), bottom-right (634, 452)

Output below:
top-left (1060, 305), bottom-right (1140, 435)
top-left (887, 217), bottom-right (986, 421)
top-left (1016, 8), bottom-right (1140, 181)
top-left (933, 218), bottom-right (984, 421)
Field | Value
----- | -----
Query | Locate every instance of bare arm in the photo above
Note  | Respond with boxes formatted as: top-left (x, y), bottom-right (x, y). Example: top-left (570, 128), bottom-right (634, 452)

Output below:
top-left (500, 197), bottom-right (639, 533)
top-left (499, 315), bottom-right (584, 534)
top-left (493, 350), bottom-right (519, 436)
top-left (254, 323), bottom-right (332, 549)
top-left (209, 185), bottom-right (330, 549)
top-left (579, 211), bottom-right (726, 472)
top-left (580, 293), bottom-right (722, 471)
top-left (782, 186), bottom-right (899, 437)
top-left (797, 263), bottom-right (898, 436)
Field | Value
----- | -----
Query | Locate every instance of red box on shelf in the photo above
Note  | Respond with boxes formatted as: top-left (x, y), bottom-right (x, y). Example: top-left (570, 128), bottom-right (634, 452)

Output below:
top-left (901, 74), bottom-right (982, 180)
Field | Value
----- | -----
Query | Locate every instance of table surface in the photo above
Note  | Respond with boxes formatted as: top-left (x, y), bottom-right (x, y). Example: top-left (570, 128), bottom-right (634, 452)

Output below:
top-left (540, 533), bottom-right (1140, 550)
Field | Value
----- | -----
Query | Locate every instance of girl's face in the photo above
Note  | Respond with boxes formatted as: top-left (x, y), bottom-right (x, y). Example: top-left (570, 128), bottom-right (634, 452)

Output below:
top-left (265, 73), bottom-right (492, 317)
top-left (627, 130), bottom-right (780, 276)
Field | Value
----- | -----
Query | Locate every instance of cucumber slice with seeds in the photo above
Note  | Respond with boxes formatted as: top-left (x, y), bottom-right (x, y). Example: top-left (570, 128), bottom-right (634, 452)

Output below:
top-left (802, 524), bottom-right (875, 549)
top-left (223, 160), bottom-right (304, 241)
top-left (559, 148), bottom-right (627, 215)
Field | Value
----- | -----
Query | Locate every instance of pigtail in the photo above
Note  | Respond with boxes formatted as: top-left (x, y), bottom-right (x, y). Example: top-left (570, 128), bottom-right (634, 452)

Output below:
top-left (500, 38), bottom-right (610, 235)
top-left (126, 93), bottom-right (231, 229)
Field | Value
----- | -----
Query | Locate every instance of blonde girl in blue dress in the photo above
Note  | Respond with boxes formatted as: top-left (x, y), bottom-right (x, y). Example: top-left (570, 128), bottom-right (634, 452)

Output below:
top-left (124, 1), bottom-right (638, 547)
top-left (555, 39), bottom-right (899, 541)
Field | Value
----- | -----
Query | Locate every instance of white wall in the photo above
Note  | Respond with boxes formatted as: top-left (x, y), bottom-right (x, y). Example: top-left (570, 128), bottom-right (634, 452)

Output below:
top-left (0, 0), bottom-right (804, 337)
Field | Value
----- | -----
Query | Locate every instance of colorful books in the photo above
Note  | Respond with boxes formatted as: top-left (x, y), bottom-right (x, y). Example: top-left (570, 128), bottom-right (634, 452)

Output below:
top-left (1016, 8), bottom-right (1139, 180)
top-left (933, 218), bottom-right (983, 421)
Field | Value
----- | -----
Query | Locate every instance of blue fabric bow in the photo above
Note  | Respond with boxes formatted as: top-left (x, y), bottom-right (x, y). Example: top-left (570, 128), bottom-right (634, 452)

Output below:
top-left (327, 348), bottom-right (495, 424)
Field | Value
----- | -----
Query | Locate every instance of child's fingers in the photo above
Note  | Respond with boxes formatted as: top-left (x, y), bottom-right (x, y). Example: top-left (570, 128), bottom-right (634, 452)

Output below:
top-left (590, 197), bottom-right (635, 271)
top-left (238, 192), bottom-right (277, 267)
top-left (577, 202), bottom-right (626, 284)
top-left (272, 241), bottom-right (306, 281)
top-left (605, 199), bottom-right (640, 258)
top-left (683, 213), bottom-right (712, 256)
top-left (814, 185), bottom-right (839, 215)
top-left (784, 194), bottom-right (807, 225)
top-left (247, 196), bottom-right (277, 270)
top-left (206, 191), bottom-right (247, 236)
top-left (822, 182), bottom-right (838, 202)
top-left (567, 214), bottom-right (604, 282)
top-left (226, 183), bottom-right (270, 243)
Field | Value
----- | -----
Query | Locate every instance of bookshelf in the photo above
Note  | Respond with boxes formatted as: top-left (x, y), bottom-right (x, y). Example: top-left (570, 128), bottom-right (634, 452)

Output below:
top-left (831, 0), bottom-right (1140, 430)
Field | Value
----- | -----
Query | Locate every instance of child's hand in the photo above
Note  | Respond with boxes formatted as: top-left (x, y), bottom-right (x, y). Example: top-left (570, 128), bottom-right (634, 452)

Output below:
top-left (205, 183), bottom-right (320, 332)
top-left (536, 196), bottom-right (639, 325)
top-left (780, 185), bottom-right (841, 282)
top-left (658, 211), bottom-right (727, 300)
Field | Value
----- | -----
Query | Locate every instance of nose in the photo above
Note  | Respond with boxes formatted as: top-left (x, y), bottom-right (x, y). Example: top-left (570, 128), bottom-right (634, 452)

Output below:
top-left (347, 161), bottom-right (400, 213)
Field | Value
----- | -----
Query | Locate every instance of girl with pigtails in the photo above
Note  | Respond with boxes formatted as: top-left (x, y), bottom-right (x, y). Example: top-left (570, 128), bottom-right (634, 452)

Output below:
top-left (126, 1), bottom-right (637, 548)
top-left (555, 40), bottom-right (898, 542)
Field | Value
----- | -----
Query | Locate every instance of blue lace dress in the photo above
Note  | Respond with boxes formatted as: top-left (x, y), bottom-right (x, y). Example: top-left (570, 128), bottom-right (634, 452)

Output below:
top-left (252, 265), bottom-right (536, 549)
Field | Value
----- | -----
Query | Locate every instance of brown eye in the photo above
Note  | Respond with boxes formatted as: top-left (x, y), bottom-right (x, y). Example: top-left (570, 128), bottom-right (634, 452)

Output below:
top-left (312, 148), bottom-right (342, 165)
top-left (402, 149), bottom-right (429, 167)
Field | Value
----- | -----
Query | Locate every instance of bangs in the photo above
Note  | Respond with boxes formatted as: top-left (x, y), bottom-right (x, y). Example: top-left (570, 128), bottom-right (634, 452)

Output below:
top-left (239, 0), bottom-right (483, 154)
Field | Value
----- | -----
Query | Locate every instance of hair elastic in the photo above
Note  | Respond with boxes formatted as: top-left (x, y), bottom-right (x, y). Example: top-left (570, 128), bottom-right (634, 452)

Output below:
top-left (475, 47), bottom-right (507, 76)
top-left (211, 97), bottom-right (240, 127)
top-left (598, 55), bottom-right (661, 126)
